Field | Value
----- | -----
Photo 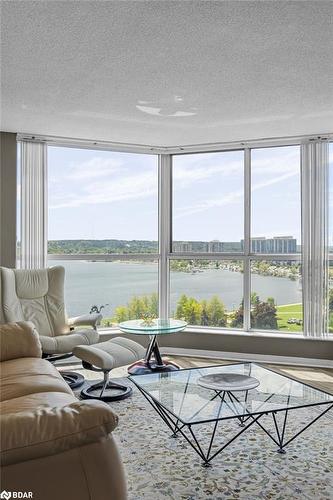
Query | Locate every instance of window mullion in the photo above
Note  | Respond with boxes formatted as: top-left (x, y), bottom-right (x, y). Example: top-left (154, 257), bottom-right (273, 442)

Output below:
top-left (159, 154), bottom-right (172, 318)
top-left (243, 148), bottom-right (251, 331)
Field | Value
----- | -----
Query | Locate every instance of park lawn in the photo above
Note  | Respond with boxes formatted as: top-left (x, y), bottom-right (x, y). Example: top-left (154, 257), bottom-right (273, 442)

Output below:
top-left (276, 303), bottom-right (303, 333)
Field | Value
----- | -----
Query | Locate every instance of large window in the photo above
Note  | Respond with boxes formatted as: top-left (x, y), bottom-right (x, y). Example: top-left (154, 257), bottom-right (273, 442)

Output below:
top-left (48, 147), bottom-right (158, 324)
top-left (250, 146), bottom-right (302, 332)
top-left (173, 152), bottom-right (244, 252)
top-left (171, 146), bottom-right (303, 334)
top-left (27, 137), bottom-right (331, 337)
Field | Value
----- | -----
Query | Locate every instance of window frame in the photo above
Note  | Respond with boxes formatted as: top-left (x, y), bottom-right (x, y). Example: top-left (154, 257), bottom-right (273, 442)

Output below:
top-left (168, 146), bottom-right (303, 334)
top-left (30, 134), bottom-right (332, 338)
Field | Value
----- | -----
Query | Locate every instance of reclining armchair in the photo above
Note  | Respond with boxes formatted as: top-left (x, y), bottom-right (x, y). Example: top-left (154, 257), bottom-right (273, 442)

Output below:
top-left (0, 266), bottom-right (102, 388)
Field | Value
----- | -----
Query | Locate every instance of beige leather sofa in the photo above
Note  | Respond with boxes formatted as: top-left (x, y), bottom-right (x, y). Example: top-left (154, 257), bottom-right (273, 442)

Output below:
top-left (0, 322), bottom-right (127, 500)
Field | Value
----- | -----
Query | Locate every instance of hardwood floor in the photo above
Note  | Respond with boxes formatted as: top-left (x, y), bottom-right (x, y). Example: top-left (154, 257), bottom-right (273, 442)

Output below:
top-left (59, 355), bottom-right (333, 394)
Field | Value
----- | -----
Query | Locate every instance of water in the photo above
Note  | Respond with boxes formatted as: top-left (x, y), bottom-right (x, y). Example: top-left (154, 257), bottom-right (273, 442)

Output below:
top-left (49, 259), bottom-right (302, 318)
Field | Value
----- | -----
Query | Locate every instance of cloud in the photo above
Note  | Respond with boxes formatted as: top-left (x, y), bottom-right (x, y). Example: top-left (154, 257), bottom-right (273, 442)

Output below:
top-left (65, 157), bottom-right (123, 181)
top-left (49, 147), bottom-right (301, 212)
top-left (49, 169), bottom-right (157, 209)
top-left (175, 170), bottom-right (298, 219)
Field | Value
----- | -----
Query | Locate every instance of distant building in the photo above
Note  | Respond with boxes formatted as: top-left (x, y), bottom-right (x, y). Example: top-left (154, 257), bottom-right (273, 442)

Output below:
top-left (174, 236), bottom-right (297, 254)
top-left (173, 242), bottom-right (193, 252)
top-left (208, 240), bottom-right (224, 252)
top-left (208, 240), bottom-right (242, 252)
top-left (241, 236), bottom-right (297, 253)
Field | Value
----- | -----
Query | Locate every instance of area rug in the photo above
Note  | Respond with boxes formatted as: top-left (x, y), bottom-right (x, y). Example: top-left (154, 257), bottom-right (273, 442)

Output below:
top-left (78, 378), bottom-right (333, 500)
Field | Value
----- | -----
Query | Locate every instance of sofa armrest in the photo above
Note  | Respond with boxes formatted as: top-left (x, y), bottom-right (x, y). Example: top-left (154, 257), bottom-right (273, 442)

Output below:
top-left (0, 400), bottom-right (119, 466)
top-left (68, 313), bottom-right (102, 329)
top-left (0, 321), bottom-right (42, 361)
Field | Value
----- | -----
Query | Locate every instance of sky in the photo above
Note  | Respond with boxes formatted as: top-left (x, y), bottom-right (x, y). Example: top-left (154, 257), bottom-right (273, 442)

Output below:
top-left (48, 144), bottom-right (333, 244)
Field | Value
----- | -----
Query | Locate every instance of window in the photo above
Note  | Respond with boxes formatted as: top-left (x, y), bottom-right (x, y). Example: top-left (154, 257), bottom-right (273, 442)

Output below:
top-left (172, 151), bottom-right (244, 252)
top-left (251, 146), bottom-right (301, 253)
top-left (250, 260), bottom-right (302, 332)
top-left (171, 146), bottom-right (304, 334)
top-left (48, 146), bottom-right (158, 324)
top-left (20, 135), bottom-right (331, 338)
top-left (250, 146), bottom-right (302, 332)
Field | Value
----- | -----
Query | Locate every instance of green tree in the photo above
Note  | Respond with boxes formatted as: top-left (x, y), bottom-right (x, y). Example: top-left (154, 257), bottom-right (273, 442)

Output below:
top-left (175, 294), bottom-right (189, 319)
top-left (207, 295), bottom-right (227, 327)
top-left (149, 292), bottom-right (158, 316)
top-left (113, 306), bottom-right (129, 323)
top-left (183, 297), bottom-right (202, 325)
top-left (230, 303), bottom-right (244, 328)
top-left (252, 300), bottom-right (278, 329)
top-left (251, 292), bottom-right (260, 306)
top-left (200, 300), bottom-right (209, 326)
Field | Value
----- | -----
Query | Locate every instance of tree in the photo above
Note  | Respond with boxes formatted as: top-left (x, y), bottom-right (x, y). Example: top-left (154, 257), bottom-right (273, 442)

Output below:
top-left (113, 306), bottom-right (129, 323)
top-left (252, 300), bottom-right (278, 330)
top-left (251, 292), bottom-right (260, 306)
top-left (182, 297), bottom-right (202, 325)
top-left (230, 303), bottom-right (244, 328)
top-left (200, 300), bottom-right (209, 326)
top-left (149, 292), bottom-right (159, 316)
top-left (207, 295), bottom-right (227, 327)
top-left (175, 294), bottom-right (189, 320)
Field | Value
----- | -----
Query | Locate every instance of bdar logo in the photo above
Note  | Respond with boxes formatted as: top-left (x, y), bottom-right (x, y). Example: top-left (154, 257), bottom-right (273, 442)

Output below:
top-left (0, 492), bottom-right (11, 500)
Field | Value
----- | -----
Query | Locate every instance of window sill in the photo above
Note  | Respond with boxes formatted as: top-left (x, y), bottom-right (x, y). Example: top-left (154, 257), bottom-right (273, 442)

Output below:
top-left (99, 326), bottom-right (333, 341)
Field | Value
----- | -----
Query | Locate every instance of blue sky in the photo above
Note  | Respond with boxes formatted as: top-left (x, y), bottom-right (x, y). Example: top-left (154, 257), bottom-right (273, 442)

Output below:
top-left (48, 145), bottom-right (309, 244)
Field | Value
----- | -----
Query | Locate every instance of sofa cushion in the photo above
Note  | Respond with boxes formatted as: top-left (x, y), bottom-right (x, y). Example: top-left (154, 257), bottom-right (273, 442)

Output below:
top-left (1, 400), bottom-right (119, 466)
top-left (0, 321), bottom-right (42, 361)
top-left (0, 357), bottom-right (73, 402)
top-left (0, 391), bottom-right (77, 416)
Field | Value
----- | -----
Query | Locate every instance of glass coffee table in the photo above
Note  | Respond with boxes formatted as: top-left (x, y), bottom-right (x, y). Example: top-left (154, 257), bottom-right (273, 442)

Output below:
top-left (119, 318), bottom-right (187, 375)
top-left (129, 362), bottom-right (333, 467)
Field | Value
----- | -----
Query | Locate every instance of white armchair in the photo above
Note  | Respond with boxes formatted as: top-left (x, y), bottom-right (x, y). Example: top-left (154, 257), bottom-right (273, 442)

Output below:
top-left (0, 266), bottom-right (102, 388)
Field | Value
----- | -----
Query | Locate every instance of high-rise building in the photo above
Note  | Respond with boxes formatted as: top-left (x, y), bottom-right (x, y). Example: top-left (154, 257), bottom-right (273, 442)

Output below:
top-left (241, 236), bottom-right (297, 253)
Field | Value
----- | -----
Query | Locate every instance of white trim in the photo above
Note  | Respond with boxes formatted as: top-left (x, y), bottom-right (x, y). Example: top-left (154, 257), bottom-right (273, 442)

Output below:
top-left (243, 147), bottom-right (251, 331)
top-left (47, 253), bottom-right (159, 261)
top-left (168, 252), bottom-right (301, 260)
top-left (17, 132), bottom-right (333, 155)
top-left (17, 133), bottom-right (165, 155)
top-left (158, 154), bottom-right (172, 317)
top-left (98, 326), bottom-right (333, 341)
top-left (160, 347), bottom-right (333, 369)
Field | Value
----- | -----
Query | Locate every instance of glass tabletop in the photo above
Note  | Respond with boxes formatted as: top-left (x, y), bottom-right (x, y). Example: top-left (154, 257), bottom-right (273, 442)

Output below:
top-left (118, 318), bottom-right (187, 335)
top-left (129, 363), bottom-right (333, 424)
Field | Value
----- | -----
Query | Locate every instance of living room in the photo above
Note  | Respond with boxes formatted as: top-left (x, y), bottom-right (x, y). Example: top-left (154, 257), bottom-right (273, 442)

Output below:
top-left (0, 1), bottom-right (332, 499)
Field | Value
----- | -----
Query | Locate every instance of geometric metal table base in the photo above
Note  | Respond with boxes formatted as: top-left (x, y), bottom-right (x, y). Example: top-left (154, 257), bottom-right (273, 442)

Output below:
top-left (128, 335), bottom-right (180, 375)
top-left (136, 385), bottom-right (333, 467)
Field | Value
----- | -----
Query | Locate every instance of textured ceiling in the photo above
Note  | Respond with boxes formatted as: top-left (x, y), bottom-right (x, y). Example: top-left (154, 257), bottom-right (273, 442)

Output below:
top-left (1, 1), bottom-right (333, 147)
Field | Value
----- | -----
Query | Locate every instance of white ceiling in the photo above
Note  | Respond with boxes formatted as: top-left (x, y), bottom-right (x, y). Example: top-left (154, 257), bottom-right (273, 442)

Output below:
top-left (1, 1), bottom-right (333, 147)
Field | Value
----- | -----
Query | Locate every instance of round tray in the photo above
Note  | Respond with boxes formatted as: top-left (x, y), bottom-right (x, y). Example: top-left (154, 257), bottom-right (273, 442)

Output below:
top-left (197, 373), bottom-right (260, 392)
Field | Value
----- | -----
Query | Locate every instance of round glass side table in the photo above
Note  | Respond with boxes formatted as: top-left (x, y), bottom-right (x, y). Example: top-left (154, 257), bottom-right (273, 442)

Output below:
top-left (118, 318), bottom-right (187, 375)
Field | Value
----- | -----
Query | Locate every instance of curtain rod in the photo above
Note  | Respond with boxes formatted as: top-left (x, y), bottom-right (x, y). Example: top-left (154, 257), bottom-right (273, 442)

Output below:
top-left (16, 132), bottom-right (333, 155)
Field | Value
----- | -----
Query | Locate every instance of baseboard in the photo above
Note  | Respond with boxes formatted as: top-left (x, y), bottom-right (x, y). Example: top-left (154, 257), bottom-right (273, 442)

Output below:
top-left (160, 347), bottom-right (333, 369)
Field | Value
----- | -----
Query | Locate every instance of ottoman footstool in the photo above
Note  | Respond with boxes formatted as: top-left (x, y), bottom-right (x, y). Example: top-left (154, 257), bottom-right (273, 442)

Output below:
top-left (73, 337), bottom-right (146, 402)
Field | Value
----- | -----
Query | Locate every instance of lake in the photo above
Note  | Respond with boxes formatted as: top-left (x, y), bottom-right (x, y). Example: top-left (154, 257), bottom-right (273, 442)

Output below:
top-left (49, 259), bottom-right (302, 318)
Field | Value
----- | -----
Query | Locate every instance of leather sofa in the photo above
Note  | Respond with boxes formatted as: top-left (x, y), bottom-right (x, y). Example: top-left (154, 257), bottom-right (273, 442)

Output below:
top-left (0, 322), bottom-right (127, 500)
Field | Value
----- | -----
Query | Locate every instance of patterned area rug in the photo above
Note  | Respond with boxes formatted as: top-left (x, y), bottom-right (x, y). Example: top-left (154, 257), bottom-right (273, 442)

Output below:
top-left (78, 378), bottom-right (333, 500)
